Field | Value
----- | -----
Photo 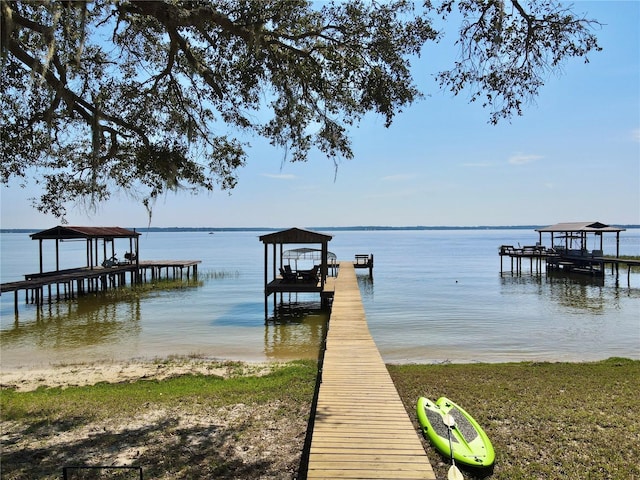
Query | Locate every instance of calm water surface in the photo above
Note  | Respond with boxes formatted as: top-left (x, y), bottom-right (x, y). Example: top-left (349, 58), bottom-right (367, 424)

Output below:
top-left (1, 229), bottom-right (639, 368)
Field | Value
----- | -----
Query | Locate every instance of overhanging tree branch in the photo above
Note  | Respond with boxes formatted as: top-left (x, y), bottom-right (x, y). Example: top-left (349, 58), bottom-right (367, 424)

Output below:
top-left (437, 0), bottom-right (601, 124)
top-left (1, 0), bottom-right (600, 221)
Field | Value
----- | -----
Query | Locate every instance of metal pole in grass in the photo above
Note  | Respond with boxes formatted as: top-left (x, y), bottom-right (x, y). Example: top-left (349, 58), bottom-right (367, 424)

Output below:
top-left (62, 466), bottom-right (143, 479)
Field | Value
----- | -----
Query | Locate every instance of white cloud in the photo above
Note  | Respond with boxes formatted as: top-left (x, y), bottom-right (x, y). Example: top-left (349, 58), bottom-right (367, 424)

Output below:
top-left (261, 173), bottom-right (296, 180)
top-left (632, 128), bottom-right (640, 142)
top-left (508, 153), bottom-right (544, 165)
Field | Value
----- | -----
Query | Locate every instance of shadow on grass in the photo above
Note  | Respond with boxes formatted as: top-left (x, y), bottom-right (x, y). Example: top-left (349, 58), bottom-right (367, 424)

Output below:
top-left (2, 412), bottom-right (293, 479)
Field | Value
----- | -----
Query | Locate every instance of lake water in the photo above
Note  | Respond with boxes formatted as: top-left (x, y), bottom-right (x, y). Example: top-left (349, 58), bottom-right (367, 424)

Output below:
top-left (1, 228), bottom-right (639, 368)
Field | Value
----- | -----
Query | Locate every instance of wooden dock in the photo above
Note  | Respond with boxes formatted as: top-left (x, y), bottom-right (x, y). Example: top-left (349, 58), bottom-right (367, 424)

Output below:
top-left (499, 245), bottom-right (548, 275)
top-left (305, 262), bottom-right (435, 480)
top-left (1, 260), bottom-right (201, 316)
top-left (499, 244), bottom-right (639, 285)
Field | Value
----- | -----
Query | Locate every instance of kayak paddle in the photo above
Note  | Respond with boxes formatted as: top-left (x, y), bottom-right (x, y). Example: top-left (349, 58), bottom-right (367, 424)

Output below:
top-left (443, 413), bottom-right (464, 480)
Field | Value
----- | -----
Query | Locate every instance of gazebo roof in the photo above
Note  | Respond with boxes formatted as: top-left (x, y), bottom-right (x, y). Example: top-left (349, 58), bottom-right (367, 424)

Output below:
top-left (30, 226), bottom-right (140, 240)
top-left (259, 227), bottom-right (332, 244)
top-left (283, 248), bottom-right (337, 261)
top-left (535, 222), bottom-right (625, 234)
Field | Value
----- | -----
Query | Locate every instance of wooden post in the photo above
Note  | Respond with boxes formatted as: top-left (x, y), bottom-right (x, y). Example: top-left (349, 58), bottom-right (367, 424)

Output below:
top-left (264, 242), bottom-right (269, 320)
top-left (39, 239), bottom-right (44, 274)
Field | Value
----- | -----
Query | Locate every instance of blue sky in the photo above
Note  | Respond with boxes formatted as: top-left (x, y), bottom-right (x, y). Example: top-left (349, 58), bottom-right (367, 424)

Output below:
top-left (1, 1), bottom-right (638, 229)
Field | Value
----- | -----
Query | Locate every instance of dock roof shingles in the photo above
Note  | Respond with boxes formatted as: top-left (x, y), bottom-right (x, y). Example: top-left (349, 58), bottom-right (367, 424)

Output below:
top-left (30, 226), bottom-right (140, 240)
top-left (259, 227), bottom-right (332, 244)
top-left (536, 222), bottom-right (625, 233)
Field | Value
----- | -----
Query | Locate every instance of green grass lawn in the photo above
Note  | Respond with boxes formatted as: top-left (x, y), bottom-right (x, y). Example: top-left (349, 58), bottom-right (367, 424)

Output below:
top-left (388, 358), bottom-right (640, 480)
top-left (2, 358), bottom-right (638, 479)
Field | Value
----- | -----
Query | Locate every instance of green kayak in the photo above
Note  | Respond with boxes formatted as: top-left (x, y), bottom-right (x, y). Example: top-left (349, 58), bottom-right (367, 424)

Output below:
top-left (416, 396), bottom-right (495, 468)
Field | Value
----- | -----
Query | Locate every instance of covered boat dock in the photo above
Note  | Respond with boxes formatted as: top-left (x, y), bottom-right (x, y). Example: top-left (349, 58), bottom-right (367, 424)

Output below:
top-left (259, 228), bottom-right (336, 317)
top-left (536, 221), bottom-right (624, 256)
top-left (29, 225), bottom-right (141, 272)
top-left (1, 226), bottom-right (200, 315)
top-left (500, 222), bottom-right (639, 282)
top-left (536, 221), bottom-right (626, 276)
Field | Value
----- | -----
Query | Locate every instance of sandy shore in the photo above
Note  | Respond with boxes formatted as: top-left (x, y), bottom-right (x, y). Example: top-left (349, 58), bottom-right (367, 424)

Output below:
top-left (1, 356), bottom-right (310, 479)
top-left (0, 356), bottom-right (276, 392)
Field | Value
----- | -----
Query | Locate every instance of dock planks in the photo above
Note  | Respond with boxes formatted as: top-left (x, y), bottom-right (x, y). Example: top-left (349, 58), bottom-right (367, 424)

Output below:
top-left (0, 260), bottom-right (201, 316)
top-left (306, 262), bottom-right (435, 480)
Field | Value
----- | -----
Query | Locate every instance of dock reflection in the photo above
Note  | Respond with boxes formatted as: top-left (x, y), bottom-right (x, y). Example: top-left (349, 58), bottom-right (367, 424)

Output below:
top-left (500, 272), bottom-right (611, 313)
top-left (1, 295), bottom-right (142, 350)
top-left (264, 302), bottom-right (328, 360)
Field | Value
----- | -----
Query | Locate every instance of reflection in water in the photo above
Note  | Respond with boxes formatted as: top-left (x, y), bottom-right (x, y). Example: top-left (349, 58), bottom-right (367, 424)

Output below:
top-left (356, 274), bottom-right (374, 297)
top-left (546, 270), bottom-right (605, 287)
top-left (264, 302), bottom-right (328, 360)
top-left (545, 272), bottom-right (607, 313)
top-left (500, 272), bottom-right (610, 313)
top-left (1, 294), bottom-right (142, 352)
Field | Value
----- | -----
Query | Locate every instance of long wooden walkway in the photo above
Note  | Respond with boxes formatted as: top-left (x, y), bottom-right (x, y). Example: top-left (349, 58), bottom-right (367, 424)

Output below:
top-left (305, 262), bottom-right (435, 479)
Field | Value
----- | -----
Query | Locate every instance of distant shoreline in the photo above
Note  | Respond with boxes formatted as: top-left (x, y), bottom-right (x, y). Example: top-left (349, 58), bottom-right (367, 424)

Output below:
top-left (3, 224), bottom-right (640, 234)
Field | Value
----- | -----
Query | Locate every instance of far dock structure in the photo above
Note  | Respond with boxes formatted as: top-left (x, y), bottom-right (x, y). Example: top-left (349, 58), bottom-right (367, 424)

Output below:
top-left (353, 253), bottom-right (374, 278)
top-left (500, 221), bottom-right (639, 283)
top-left (536, 221), bottom-right (624, 258)
top-left (498, 244), bottom-right (548, 275)
top-left (259, 228), bottom-right (336, 317)
top-left (30, 225), bottom-right (141, 272)
top-left (1, 226), bottom-right (200, 315)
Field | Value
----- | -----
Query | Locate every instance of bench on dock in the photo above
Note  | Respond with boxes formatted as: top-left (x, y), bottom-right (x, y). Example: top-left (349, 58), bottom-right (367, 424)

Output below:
top-left (353, 254), bottom-right (374, 278)
top-left (354, 254), bottom-right (373, 265)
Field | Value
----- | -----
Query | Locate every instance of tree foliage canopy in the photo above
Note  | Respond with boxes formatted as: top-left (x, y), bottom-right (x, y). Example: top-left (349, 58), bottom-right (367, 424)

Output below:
top-left (1, 0), bottom-right (601, 221)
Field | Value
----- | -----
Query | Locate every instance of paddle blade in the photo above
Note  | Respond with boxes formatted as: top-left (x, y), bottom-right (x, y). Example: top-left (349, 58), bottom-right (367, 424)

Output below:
top-left (443, 413), bottom-right (456, 427)
top-left (448, 464), bottom-right (464, 480)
